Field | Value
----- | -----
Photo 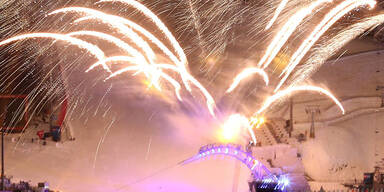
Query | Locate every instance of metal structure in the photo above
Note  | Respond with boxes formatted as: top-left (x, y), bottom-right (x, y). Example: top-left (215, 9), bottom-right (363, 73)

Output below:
top-left (289, 98), bottom-right (293, 137)
top-left (0, 94), bottom-right (29, 132)
top-left (305, 105), bottom-right (320, 138)
top-left (182, 143), bottom-right (289, 191)
top-left (0, 94), bottom-right (28, 190)
top-left (1, 125), bottom-right (3, 191)
top-left (376, 86), bottom-right (384, 107)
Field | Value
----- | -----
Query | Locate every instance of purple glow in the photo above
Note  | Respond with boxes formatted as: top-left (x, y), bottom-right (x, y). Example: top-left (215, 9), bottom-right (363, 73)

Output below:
top-left (183, 143), bottom-right (279, 182)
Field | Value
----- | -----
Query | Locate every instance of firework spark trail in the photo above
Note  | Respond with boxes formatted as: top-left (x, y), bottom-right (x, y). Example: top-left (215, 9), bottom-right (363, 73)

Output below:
top-left (290, 13), bottom-right (384, 87)
top-left (75, 16), bottom-right (207, 103)
top-left (255, 85), bottom-right (345, 115)
top-left (100, 56), bottom-right (214, 104)
top-left (0, 59), bottom-right (38, 92)
top-left (49, 8), bottom-right (156, 70)
top-left (52, 7), bottom-right (217, 115)
top-left (145, 136), bottom-right (152, 161)
top-left (94, 56), bottom-right (143, 72)
top-left (247, 124), bottom-right (258, 144)
top-left (105, 66), bottom-right (142, 80)
top-left (96, 0), bottom-right (186, 65)
top-left (104, 60), bottom-right (183, 100)
top-left (164, 68), bottom-right (216, 115)
top-left (93, 117), bottom-right (116, 169)
top-left (76, 16), bottom-right (182, 74)
top-left (94, 83), bottom-right (113, 116)
top-left (154, 64), bottom-right (216, 116)
top-left (75, 14), bottom-right (194, 94)
top-left (93, 56), bottom-right (182, 100)
top-left (75, 16), bottom-right (186, 90)
top-left (13, 74), bottom-right (68, 150)
top-left (67, 31), bottom-right (147, 63)
top-left (0, 33), bottom-right (110, 72)
top-left (98, 58), bottom-right (179, 79)
top-left (258, 0), bottom-right (332, 69)
top-left (96, 0), bottom-right (192, 91)
top-left (187, 0), bottom-right (207, 56)
top-left (226, 68), bottom-right (269, 93)
top-left (275, 0), bottom-right (377, 91)
top-left (51, 7), bottom-right (170, 90)
top-left (71, 24), bottom-right (163, 90)
top-left (156, 71), bottom-right (183, 101)
top-left (265, 0), bottom-right (289, 30)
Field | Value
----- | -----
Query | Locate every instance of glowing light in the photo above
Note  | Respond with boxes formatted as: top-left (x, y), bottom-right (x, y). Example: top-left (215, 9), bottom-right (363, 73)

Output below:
top-left (250, 116), bottom-right (266, 129)
top-left (96, 0), bottom-right (192, 91)
top-left (256, 85), bottom-right (345, 115)
top-left (282, 178), bottom-right (289, 186)
top-left (218, 114), bottom-right (258, 144)
top-left (67, 31), bottom-right (146, 63)
top-left (149, 63), bottom-right (217, 115)
top-left (251, 161), bottom-right (258, 170)
top-left (97, 56), bottom-right (183, 100)
top-left (265, 0), bottom-right (289, 30)
top-left (96, 0), bottom-right (186, 64)
top-left (0, 33), bottom-right (110, 72)
top-left (50, 7), bottom-right (216, 115)
top-left (185, 144), bottom-right (275, 181)
top-left (50, 7), bottom-right (156, 68)
top-left (76, 16), bottom-right (181, 72)
top-left (226, 68), bottom-right (269, 93)
top-left (186, 76), bottom-right (216, 116)
top-left (219, 114), bottom-right (248, 142)
top-left (275, 0), bottom-right (376, 91)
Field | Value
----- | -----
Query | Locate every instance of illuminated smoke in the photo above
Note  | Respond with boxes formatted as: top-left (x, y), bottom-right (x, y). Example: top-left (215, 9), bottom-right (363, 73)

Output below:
top-left (49, 6), bottom-right (217, 115)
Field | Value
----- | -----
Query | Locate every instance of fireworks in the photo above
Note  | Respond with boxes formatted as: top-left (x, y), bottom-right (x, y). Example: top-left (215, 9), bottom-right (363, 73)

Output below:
top-left (265, 0), bottom-right (289, 30)
top-left (289, 13), bottom-right (384, 87)
top-left (67, 31), bottom-right (147, 64)
top-left (0, 1), bottom-right (219, 116)
top-left (3, 1), bottom-right (384, 189)
top-left (0, 33), bottom-right (109, 72)
top-left (255, 85), bottom-right (345, 115)
top-left (226, 67), bottom-right (269, 93)
top-left (258, 0), bottom-right (332, 69)
top-left (97, 0), bottom-right (188, 68)
top-left (49, 4), bottom-right (217, 115)
top-left (275, 0), bottom-right (377, 91)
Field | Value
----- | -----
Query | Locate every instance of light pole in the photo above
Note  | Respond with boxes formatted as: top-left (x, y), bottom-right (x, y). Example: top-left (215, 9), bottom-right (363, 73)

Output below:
top-left (1, 126), bottom-right (4, 191)
top-left (305, 105), bottom-right (320, 138)
top-left (0, 106), bottom-right (5, 191)
top-left (376, 86), bottom-right (384, 107)
top-left (289, 98), bottom-right (293, 137)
